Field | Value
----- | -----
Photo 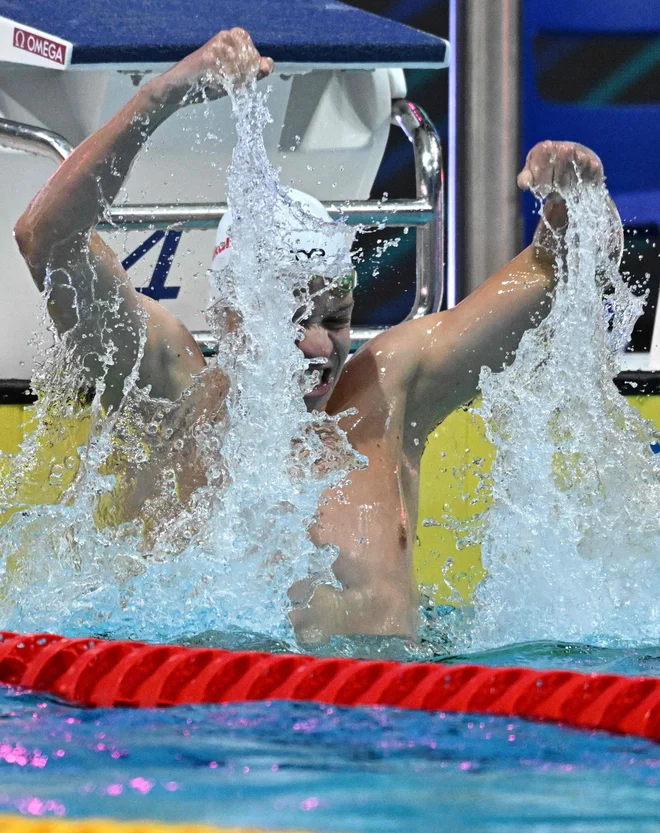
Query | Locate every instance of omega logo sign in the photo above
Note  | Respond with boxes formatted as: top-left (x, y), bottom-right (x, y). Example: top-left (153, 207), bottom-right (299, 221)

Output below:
top-left (13, 27), bottom-right (66, 65)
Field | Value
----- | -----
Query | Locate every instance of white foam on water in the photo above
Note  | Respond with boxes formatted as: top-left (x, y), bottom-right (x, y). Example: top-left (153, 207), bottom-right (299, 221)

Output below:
top-left (462, 183), bottom-right (660, 651)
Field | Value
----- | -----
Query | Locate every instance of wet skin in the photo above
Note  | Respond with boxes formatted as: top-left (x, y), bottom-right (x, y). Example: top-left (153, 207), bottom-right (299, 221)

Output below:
top-left (296, 279), bottom-right (353, 411)
top-left (14, 28), bottom-right (623, 644)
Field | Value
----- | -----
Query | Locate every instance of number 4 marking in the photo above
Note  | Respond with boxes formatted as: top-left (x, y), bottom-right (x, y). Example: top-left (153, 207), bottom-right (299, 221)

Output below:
top-left (122, 230), bottom-right (182, 300)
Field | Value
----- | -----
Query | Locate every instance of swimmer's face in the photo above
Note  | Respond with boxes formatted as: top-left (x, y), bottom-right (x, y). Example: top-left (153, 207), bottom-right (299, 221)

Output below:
top-left (295, 277), bottom-right (354, 412)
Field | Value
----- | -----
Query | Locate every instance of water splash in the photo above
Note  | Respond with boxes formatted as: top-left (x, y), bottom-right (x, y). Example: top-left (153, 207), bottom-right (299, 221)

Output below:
top-left (0, 79), bottom-right (363, 644)
top-left (464, 183), bottom-right (660, 650)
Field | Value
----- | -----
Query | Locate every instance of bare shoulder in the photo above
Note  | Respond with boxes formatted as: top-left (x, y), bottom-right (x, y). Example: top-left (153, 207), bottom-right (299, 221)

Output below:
top-left (330, 309), bottom-right (472, 442)
top-left (339, 311), bottom-right (457, 394)
top-left (327, 316), bottom-right (450, 419)
top-left (134, 294), bottom-right (208, 402)
top-left (327, 330), bottom-right (404, 417)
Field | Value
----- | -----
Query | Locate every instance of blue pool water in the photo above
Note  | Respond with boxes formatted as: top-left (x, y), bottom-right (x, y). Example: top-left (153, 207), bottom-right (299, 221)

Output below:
top-left (1, 642), bottom-right (660, 833)
top-left (446, 640), bottom-right (660, 676)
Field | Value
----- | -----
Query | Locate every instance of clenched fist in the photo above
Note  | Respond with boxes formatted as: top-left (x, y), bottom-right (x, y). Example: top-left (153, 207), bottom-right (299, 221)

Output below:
top-left (157, 28), bottom-right (274, 108)
top-left (518, 141), bottom-right (604, 199)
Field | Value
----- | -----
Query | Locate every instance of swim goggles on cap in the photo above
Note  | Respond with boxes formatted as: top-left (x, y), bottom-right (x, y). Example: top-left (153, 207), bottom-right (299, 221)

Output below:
top-left (313, 269), bottom-right (358, 297)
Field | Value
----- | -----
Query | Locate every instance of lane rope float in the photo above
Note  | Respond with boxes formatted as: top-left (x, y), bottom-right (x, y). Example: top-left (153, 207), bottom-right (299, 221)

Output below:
top-left (1, 632), bottom-right (659, 739)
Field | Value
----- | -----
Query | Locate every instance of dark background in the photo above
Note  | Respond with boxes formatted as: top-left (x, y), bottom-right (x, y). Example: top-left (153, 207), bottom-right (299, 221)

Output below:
top-left (345, 0), bottom-right (449, 329)
top-left (346, 0), bottom-right (660, 356)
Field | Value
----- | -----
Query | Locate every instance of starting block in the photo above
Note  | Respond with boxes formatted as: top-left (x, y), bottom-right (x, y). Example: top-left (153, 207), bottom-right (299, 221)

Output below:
top-left (0, 0), bottom-right (448, 393)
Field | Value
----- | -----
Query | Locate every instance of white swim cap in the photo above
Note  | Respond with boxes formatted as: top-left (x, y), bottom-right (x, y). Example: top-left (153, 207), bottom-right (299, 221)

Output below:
top-left (210, 188), bottom-right (353, 277)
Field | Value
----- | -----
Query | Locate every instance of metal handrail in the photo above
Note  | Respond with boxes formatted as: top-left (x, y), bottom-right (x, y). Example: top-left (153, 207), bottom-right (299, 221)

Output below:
top-left (106, 200), bottom-right (434, 229)
top-left (0, 118), bottom-right (74, 164)
top-left (0, 101), bottom-right (443, 349)
top-left (391, 100), bottom-right (444, 323)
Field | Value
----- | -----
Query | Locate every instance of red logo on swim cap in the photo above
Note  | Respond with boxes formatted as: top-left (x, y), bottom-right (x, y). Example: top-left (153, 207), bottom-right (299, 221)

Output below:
top-left (214, 237), bottom-right (231, 257)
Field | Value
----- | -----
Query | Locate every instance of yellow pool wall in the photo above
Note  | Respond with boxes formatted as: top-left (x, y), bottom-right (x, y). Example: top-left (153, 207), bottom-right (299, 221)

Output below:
top-left (1, 394), bottom-right (659, 604)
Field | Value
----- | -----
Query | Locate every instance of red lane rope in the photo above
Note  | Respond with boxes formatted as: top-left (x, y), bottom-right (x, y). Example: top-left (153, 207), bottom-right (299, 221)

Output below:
top-left (1, 631), bottom-right (659, 739)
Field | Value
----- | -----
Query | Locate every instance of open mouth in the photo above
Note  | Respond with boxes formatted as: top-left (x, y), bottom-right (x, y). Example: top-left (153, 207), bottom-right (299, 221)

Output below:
top-left (304, 365), bottom-right (333, 398)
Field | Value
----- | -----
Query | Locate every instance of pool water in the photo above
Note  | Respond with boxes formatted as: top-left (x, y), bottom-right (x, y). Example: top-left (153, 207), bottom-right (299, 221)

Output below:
top-left (1, 642), bottom-right (660, 833)
top-left (446, 640), bottom-right (660, 676)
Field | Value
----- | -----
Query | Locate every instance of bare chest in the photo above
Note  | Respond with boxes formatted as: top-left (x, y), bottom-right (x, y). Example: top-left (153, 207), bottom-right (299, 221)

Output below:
top-left (310, 426), bottom-right (421, 592)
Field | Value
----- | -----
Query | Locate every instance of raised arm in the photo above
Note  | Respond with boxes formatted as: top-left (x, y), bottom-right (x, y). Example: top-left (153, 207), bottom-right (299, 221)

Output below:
top-left (14, 28), bottom-right (272, 410)
top-left (368, 141), bottom-right (623, 440)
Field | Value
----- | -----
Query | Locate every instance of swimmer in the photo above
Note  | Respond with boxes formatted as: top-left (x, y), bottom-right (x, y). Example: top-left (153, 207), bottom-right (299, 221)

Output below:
top-left (14, 28), bottom-right (623, 643)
